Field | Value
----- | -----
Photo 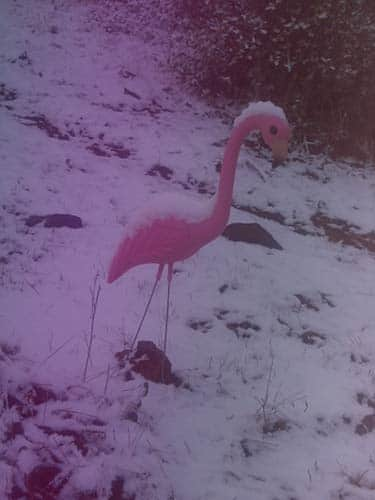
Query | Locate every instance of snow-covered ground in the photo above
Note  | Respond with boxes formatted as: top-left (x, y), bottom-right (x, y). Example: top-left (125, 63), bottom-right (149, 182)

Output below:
top-left (1, 1), bottom-right (375, 499)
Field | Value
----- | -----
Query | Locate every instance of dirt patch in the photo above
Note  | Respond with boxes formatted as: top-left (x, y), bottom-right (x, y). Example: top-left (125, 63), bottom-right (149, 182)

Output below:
top-left (300, 330), bottom-right (326, 346)
top-left (232, 203), bottom-right (286, 225)
top-left (356, 414), bottom-right (375, 436)
top-left (262, 418), bottom-right (290, 434)
top-left (187, 318), bottom-right (213, 334)
top-left (311, 212), bottom-right (375, 252)
top-left (232, 204), bottom-right (375, 253)
top-left (106, 142), bottom-right (131, 159)
top-left (146, 163), bottom-right (174, 180)
top-left (116, 340), bottom-right (182, 386)
top-left (87, 142), bottom-right (110, 157)
top-left (356, 392), bottom-right (375, 410)
top-left (295, 294), bottom-right (320, 312)
top-left (132, 98), bottom-right (173, 117)
top-left (18, 114), bottom-right (70, 140)
top-left (226, 320), bottom-right (261, 339)
top-left (0, 82), bottom-right (17, 102)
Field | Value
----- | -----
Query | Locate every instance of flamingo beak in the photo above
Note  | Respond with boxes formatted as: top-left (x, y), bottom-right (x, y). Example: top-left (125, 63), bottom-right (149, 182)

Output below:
top-left (271, 139), bottom-right (289, 168)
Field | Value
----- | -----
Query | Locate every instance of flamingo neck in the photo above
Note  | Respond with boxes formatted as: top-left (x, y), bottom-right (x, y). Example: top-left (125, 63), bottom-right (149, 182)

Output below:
top-left (209, 115), bottom-right (262, 235)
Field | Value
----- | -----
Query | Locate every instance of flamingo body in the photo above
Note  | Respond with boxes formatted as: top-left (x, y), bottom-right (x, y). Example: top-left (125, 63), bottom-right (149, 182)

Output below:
top-left (107, 210), bottom-right (219, 283)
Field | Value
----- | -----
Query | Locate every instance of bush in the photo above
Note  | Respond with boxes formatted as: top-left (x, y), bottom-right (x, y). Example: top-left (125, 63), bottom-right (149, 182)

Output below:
top-left (168, 0), bottom-right (375, 160)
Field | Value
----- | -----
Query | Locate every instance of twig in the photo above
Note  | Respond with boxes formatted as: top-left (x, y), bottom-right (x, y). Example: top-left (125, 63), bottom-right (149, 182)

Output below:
top-left (83, 272), bottom-right (102, 383)
top-left (103, 363), bottom-right (111, 395)
top-left (262, 349), bottom-right (275, 426)
top-left (246, 160), bottom-right (267, 182)
top-left (25, 279), bottom-right (40, 295)
top-left (40, 335), bottom-right (74, 365)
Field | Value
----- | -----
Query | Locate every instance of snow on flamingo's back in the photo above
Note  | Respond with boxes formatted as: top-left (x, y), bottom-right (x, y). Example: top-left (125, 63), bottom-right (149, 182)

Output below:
top-left (107, 191), bottom-right (214, 283)
top-left (123, 191), bottom-right (213, 239)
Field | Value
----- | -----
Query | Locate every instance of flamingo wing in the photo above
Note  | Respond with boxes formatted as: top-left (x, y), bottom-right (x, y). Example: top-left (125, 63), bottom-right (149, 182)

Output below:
top-left (107, 217), bottom-right (193, 283)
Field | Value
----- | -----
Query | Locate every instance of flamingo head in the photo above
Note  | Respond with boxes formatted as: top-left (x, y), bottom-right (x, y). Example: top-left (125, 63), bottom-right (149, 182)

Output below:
top-left (260, 115), bottom-right (291, 167)
top-left (235, 102), bottom-right (291, 167)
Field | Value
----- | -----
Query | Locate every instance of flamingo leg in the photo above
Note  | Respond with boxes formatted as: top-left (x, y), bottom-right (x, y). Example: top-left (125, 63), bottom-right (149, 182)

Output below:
top-left (130, 264), bottom-right (164, 350)
top-left (163, 264), bottom-right (173, 353)
top-left (161, 264), bottom-right (173, 383)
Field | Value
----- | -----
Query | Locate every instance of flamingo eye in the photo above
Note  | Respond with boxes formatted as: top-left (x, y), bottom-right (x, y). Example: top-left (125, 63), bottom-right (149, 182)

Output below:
top-left (270, 125), bottom-right (278, 135)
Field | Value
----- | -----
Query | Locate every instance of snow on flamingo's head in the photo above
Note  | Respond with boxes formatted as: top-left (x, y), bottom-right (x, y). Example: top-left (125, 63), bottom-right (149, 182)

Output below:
top-left (234, 101), bottom-right (291, 165)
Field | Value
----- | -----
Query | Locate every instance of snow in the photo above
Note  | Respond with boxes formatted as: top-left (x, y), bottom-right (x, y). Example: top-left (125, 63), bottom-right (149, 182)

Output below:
top-left (123, 191), bottom-right (215, 240)
top-left (234, 101), bottom-right (288, 127)
top-left (1, 1), bottom-right (375, 499)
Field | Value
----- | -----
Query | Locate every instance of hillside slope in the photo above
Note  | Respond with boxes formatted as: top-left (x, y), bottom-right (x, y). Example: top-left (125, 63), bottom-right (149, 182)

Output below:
top-left (1, 1), bottom-right (375, 499)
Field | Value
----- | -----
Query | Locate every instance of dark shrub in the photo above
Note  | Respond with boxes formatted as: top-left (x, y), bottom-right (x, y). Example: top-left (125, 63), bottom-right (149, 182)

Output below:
top-left (169, 0), bottom-right (375, 160)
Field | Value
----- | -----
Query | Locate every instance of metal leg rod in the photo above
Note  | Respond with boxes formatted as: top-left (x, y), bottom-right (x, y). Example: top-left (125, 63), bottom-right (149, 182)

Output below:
top-left (161, 264), bottom-right (173, 383)
top-left (130, 266), bottom-right (163, 350)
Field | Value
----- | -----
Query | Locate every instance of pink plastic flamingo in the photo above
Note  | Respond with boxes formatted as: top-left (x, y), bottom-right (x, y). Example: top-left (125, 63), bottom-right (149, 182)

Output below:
top-left (108, 102), bottom-right (290, 356)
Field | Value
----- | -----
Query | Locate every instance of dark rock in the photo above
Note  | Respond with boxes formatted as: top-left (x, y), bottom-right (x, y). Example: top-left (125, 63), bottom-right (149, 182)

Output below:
top-left (223, 222), bottom-right (283, 250)
top-left (26, 464), bottom-right (64, 499)
top-left (25, 215), bottom-right (46, 227)
top-left (43, 214), bottom-right (82, 228)
top-left (130, 340), bottom-right (181, 386)
top-left (25, 214), bottom-right (83, 228)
